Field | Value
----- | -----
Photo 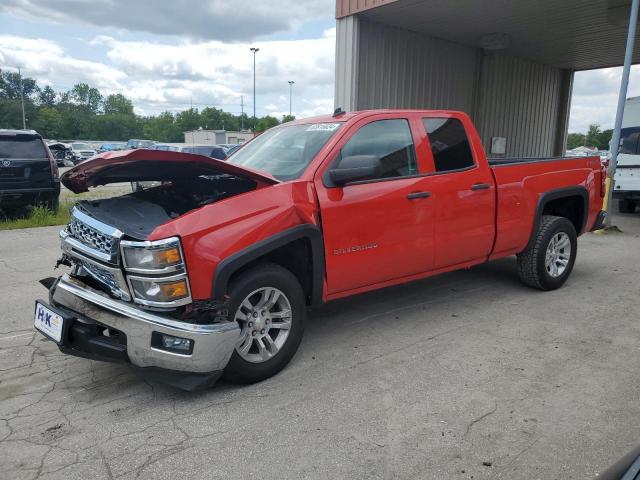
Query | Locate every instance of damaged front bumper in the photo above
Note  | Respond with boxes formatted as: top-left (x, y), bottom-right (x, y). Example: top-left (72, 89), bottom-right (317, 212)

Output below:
top-left (43, 274), bottom-right (240, 390)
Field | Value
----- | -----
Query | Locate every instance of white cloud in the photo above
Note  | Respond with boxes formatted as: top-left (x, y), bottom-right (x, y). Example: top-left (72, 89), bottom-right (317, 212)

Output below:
top-left (0, 30), bottom-right (336, 119)
top-left (569, 66), bottom-right (640, 132)
top-left (0, 0), bottom-right (334, 41)
top-left (0, 35), bottom-right (125, 91)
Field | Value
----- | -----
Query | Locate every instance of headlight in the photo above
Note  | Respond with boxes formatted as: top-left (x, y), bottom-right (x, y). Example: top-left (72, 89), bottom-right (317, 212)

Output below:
top-left (121, 237), bottom-right (192, 307)
top-left (128, 275), bottom-right (191, 306)
top-left (121, 237), bottom-right (184, 273)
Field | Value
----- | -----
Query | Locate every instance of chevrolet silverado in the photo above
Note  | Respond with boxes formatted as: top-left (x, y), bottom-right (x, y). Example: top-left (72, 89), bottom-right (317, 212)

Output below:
top-left (34, 110), bottom-right (607, 390)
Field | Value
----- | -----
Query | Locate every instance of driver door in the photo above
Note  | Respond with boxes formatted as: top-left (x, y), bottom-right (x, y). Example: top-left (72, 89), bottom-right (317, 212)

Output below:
top-left (315, 116), bottom-right (436, 296)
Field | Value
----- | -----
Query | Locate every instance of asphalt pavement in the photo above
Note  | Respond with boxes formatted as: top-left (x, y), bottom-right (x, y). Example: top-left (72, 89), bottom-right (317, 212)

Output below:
top-left (2, 213), bottom-right (640, 479)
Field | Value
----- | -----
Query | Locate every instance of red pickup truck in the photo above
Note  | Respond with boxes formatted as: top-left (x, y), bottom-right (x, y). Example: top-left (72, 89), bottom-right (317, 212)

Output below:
top-left (35, 110), bottom-right (606, 390)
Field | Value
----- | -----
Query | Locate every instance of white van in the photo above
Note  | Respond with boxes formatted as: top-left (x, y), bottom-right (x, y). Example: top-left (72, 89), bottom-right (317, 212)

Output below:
top-left (614, 96), bottom-right (640, 212)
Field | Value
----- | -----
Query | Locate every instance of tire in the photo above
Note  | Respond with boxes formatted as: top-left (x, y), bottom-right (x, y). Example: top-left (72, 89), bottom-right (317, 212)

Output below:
top-left (517, 215), bottom-right (577, 291)
top-left (618, 198), bottom-right (636, 214)
top-left (222, 263), bottom-right (306, 384)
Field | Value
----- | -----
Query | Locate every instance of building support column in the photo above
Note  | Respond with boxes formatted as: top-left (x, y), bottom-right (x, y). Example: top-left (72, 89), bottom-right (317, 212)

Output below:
top-left (553, 69), bottom-right (574, 156)
top-left (334, 15), bottom-right (360, 111)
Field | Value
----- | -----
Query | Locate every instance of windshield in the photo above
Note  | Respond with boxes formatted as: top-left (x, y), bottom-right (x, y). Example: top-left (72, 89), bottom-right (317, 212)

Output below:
top-left (228, 123), bottom-right (342, 180)
top-left (73, 143), bottom-right (92, 150)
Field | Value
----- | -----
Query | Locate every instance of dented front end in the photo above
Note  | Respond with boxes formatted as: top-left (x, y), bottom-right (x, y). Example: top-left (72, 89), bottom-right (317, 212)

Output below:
top-left (36, 150), bottom-right (320, 389)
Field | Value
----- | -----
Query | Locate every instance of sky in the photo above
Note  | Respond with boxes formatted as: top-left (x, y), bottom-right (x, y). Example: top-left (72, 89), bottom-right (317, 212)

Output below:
top-left (0, 0), bottom-right (637, 133)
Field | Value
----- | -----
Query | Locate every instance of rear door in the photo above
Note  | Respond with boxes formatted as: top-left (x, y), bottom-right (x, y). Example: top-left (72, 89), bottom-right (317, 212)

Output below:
top-left (0, 134), bottom-right (51, 190)
top-left (315, 114), bottom-right (436, 295)
top-left (419, 114), bottom-right (496, 269)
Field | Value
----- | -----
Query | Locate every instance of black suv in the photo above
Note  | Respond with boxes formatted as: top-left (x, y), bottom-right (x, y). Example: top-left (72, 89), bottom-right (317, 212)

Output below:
top-left (0, 130), bottom-right (60, 211)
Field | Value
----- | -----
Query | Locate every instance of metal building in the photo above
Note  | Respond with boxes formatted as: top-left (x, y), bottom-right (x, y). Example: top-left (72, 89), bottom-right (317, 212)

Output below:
top-left (335, 0), bottom-right (640, 157)
top-left (183, 129), bottom-right (254, 145)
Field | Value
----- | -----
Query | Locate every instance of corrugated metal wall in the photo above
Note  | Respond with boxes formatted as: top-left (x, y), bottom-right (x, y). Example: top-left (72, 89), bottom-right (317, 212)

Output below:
top-left (334, 16), bottom-right (571, 157)
top-left (336, 0), bottom-right (399, 18)
top-left (356, 19), bottom-right (477, 113)
top-left (335, 16), bottom-right (360, 112)
top-left (475, 54), bottom-right (565, 157)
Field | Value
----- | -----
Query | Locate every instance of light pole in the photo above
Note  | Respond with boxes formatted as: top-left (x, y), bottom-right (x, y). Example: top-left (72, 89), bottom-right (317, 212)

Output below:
top-left (250, 47), bottom-right (259, 131)
top-left (288, 81), bottom-right (295, 117)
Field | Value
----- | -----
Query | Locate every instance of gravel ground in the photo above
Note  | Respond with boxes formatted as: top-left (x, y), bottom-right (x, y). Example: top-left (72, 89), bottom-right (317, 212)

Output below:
top-left (1, 212), bottom-right (640, 479)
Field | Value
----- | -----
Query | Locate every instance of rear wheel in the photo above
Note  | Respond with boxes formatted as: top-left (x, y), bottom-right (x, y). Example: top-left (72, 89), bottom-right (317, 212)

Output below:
top-left (222, 263), bottom-right (305, 384)
top-left (618, 198), bottom-right (636, 214)
top-left (517, 215), bottom-right (577, 291)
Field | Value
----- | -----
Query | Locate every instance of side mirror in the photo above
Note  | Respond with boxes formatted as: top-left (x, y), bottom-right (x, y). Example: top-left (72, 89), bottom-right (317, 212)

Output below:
top-left (329, 155), bottom-right (382, 186)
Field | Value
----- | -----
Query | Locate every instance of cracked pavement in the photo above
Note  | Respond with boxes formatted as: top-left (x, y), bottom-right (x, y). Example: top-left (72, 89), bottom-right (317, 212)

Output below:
top-left (2, 213), bottom-right (640, 479)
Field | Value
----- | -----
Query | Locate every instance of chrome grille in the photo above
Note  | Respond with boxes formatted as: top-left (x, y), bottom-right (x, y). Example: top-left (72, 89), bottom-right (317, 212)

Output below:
top-left (62, 208), bottom-right (130, 301)
top-left (69, 216), bottom-right (114, 256)
top-left (79, 260), bottom-right (128, 300)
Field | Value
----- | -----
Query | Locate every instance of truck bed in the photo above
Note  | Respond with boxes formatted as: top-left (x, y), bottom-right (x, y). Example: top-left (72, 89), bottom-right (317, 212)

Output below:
top-left (488, 154), bottom-right (603, 260)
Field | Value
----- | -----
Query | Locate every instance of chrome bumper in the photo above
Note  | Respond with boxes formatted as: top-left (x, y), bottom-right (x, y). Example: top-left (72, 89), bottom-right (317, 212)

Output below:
top-left (51, 274), bottom-right (240, 374)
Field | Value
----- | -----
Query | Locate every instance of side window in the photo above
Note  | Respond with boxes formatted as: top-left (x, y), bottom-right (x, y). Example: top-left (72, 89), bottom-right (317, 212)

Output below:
top-left (339, 119), bottom-right (417, 180)
top-left (620, 127), bottom-right (640, 155)
top-left (423, 117), bottom-right (475, 172)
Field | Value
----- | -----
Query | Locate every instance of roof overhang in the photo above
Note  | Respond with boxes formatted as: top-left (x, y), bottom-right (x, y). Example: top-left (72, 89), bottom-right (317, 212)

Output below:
top-left (337, 0), bottom-right (640, 70)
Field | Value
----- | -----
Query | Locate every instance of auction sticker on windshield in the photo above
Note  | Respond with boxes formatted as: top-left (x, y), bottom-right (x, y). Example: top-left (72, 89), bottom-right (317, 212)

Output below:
top-left (34, 301), bottom-right (64, 343)
top-left (306, 123), bottom-right (340, 131)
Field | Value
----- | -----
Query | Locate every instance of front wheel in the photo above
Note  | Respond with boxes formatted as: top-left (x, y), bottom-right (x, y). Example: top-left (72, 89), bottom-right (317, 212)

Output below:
top-left (222, 263), bottom-right (305, 384)
top-left (517, 215), bottom-right (577, 291)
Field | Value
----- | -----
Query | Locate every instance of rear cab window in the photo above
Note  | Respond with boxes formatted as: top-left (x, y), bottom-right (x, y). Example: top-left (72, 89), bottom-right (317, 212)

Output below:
top-left (422, 117), bottom-right (475, 172)
top-left (0, 135), bottom-right (47, 159)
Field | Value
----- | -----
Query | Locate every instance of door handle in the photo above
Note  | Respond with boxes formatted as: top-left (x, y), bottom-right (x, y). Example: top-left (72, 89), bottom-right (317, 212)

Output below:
top-left (407, 191), bottom-right (431, 200)
top-left (471, 183), bottom-right (490, 191)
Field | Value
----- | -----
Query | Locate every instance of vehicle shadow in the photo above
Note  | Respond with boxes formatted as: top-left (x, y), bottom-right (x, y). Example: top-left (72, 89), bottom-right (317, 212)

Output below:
top-left (76, 257), bottom-right (522, 398)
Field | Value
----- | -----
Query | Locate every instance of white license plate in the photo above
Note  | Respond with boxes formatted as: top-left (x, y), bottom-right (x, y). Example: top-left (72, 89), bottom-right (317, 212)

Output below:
top-left (34, 302), bottom-right (64, 343)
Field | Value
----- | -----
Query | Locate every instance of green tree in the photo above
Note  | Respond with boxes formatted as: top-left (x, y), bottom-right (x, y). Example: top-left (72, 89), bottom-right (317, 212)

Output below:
top-left (142, 112), bottom-right (179, 142)
top-left (69, 83), bottom-right (103, 113)
top-left (32, 107), bottom-right (63, 138)
top-left (596, 129), bottom-right (613, 150)
top-left (103, 94), bottom-right (134, 115)
top-left (38, 86), bottom-right (57, 107)
top-left (93, 113), bottom-right (142, 140)
top-left (566, 132), bottom-right (586, 149)
top-left (175, 108), bottom-right (201, 136)
top-left (0, 69), bottom-right (39, 99)
top-left (585, 124), bottom-right (601, 148)
top-left (281, 114), bottom-right (295, 123)
top-left (255, 115), bottom-right (279, 132)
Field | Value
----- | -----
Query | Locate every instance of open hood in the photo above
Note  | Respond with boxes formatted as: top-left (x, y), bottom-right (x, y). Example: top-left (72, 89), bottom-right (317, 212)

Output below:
top-left (61, 148), bottom-right (278, 193)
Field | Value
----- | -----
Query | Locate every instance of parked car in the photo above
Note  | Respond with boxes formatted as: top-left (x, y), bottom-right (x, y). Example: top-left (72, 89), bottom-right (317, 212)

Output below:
top-left (151, 143), bottom-right (181, 152)
top-left (224, 144), bottom-right (244, 156)
top-left (70, 142), bottom-right (97, 164)
top-left (181, 145), bottom-right (227, 160)
top-left (126, 139), bottom-right (156, 149)
top-left (0, 129), bottom-right (60, 211)
top-left (47, 142), bottom-right (73, 167)
top-left (35, 110), bottom-right (605, 390)
top-left (99, 142), bottom-right (127, 152)
top-left (152, 143), bottom-right (227, 159)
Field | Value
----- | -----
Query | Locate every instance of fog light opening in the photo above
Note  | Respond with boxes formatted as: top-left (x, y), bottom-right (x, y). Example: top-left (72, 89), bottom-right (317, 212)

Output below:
top-left (151, 332), bottom-right (194, 355)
